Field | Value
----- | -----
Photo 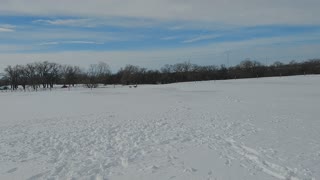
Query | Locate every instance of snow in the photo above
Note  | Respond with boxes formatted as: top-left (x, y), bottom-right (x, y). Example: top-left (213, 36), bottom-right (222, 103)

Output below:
top-left (0, 75), bottom-right (320, 180)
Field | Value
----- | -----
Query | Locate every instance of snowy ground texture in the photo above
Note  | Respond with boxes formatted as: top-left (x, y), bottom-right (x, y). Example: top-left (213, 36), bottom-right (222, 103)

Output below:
top-left (1, 75), bottom-right (320, 180)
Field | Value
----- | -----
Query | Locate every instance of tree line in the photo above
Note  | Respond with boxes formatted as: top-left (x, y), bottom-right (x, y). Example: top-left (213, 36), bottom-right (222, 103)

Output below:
top-left (1, 58), bottom-right (320, 90)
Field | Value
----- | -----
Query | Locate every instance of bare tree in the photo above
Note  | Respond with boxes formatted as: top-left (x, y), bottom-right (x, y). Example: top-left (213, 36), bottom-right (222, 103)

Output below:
top-left (46, 62), bottom-right (61, 88)
top-left (84, 62), bottom-right (111, 88)
top-left (36, 61), bottom-right (51, 88)
top-left (25, 63), bottom-right (39, 91)
top-left (16, 65), bottom-right (29, 91)
top-left (96, 62), bottom-right (112, 85)
top-left (4, 65), bottom-right (19, 90)
top-left (61, 65), bottom-right (82, 87)
top-left (1, 58), bottom-right (319, 91)
top-left (119, 65), bottom-right (141, 85)
top-left (85, 64), bottom-right (100, 89)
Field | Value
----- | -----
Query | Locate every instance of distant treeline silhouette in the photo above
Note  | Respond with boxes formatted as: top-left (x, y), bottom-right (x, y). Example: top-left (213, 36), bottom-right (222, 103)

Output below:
top-left (1, 58), bottom-right (320, 90)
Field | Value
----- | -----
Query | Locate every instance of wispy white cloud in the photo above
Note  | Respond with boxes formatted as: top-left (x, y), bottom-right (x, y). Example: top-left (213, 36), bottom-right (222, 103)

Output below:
top-left (1, 32), bottom-right (320, 71)
top-left (38, 42), bottom-right (59, 45)
top-left (182, 34), bottom-right (220, 43)
top-left (34, 18), bottom-right (96, 27)
top-left (168, 26), bottom-right (184, 31)
top-left (0, 44), bottom-right (37, 52)
top-left (0, 0), bottom-right (318, 72)
top-left (0, 27), bottom-right (138, 43)
top-left (1, 0), bottom-right (319, 26)
top-left (0, 27), bottom-right (13, 32)
top-left (161, 36), bottom-right (180, 41)
top-left (67, 41), bottom-right (104, 44)
top-left (38, 41), bottom-right (104, 46)
top-left (33, 17), bottom-right (160, 28)
top-left (0, 24), bottom-right (15, 32)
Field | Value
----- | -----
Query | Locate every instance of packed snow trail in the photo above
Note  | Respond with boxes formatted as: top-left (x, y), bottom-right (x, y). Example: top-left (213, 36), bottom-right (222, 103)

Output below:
top-left (0, 75), bottom-right (319, 179)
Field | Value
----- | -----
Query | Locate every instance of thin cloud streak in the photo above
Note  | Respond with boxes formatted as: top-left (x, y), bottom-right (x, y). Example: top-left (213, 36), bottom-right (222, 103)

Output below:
top-left (161, 36), bottom-right (180, 41)
top-left (182, 34), bottom-right (220, 43)
top-left (0, 24), bottom-right (15, 32)
top-left (1, 33), bottom-right (320, 70)
top-left (38, 41), bottom-right (105, 46)
top-left (0, 27), bottom-right (14, 32)
top-left (34, 18), bottom-right (95, 27)
top-left (33, 17), bottom-right (162, 28)
top-left (1, 0), bottom-right (320, 26)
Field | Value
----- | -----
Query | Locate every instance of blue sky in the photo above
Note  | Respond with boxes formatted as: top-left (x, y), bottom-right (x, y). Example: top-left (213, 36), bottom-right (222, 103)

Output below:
top-left (1, 0), bottom-right (320, 71)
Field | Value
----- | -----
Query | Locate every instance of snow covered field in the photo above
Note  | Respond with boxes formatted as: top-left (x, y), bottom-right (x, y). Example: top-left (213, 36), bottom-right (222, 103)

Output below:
top-left (0, 75), bottom-right (320, 180)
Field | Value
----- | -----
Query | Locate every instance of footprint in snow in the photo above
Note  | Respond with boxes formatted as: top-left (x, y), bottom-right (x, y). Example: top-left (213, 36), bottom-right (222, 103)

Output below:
top-left (7, 167), bottom-right (18, 173)
top-left (184, 167), bottom-right (197, 173)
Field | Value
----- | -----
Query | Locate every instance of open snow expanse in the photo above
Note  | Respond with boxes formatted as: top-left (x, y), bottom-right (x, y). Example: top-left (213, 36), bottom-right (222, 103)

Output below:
top-left (0, 75), bottom-right (320, 180)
